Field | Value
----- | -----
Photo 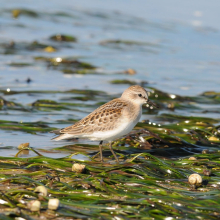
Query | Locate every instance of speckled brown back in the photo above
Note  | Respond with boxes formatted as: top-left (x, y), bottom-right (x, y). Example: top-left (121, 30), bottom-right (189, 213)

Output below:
top-left (60, 98), bottom-right (128, 135)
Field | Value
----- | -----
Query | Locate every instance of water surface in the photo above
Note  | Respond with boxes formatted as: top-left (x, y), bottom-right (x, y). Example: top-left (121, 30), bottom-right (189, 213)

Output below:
top-left (0, 0), bottom-right (220, 157)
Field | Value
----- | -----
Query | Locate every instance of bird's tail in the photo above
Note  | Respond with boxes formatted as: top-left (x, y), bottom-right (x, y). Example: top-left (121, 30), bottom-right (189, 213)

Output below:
top-left (50, 129), bottom-right (74, 141)
top-left (51, 133), bottom-right (75, 141)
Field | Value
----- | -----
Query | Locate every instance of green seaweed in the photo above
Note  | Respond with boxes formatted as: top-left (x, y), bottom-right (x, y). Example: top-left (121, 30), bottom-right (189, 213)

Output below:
top-left (8, 62), bottom-right (33, 67)
top-left (11, 9), bottom-right (39, 18)
top-left (0, 5), bottom-right (220, 220)
top-left (0, 150), bottom-right (219, 219)
top-left (49, 34), bottom-right (77, 42)
top-left (100, 39), bottom-right (160, 47)
top-left (0, 88), bottom-right (106, 96)
top-left (0, 120), bottom-right (55, 133)
top-left (110, 79), bottom-right (137, 85)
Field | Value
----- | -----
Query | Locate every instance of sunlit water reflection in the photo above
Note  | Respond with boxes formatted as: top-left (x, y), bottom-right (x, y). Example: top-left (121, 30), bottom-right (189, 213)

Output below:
top-left (0, 0), bottom-right (220, 157)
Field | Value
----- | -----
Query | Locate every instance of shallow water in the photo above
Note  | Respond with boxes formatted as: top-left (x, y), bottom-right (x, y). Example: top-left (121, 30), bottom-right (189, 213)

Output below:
top-left (0, 0), bottom-right (220, 157)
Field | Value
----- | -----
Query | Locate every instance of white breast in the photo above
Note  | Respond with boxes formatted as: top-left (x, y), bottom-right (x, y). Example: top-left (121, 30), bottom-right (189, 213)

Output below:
top-left (86, 107), bottom-right (142, 142)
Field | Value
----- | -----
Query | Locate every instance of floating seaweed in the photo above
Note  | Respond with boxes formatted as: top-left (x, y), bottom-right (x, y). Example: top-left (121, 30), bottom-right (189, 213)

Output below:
top-left (0, 147), bottom-right (219, 219)
top-left (0, 5), bottom-right (220, 219)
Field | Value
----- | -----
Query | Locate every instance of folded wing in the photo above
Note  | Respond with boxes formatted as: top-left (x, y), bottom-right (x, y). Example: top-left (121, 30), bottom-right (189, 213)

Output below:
top-left (51, 99), bottom-right (128, 140)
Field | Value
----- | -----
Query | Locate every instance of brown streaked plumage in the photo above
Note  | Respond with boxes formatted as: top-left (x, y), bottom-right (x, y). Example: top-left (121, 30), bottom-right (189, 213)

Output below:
top-left (59, 99), bottom-right (128, 136)
top-left (51, 85), bottom-right (157, 163)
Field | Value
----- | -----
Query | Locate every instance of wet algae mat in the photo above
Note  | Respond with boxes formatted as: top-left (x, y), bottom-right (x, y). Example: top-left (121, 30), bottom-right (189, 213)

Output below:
top-left (1, 88), bottom-right (220, 219)
top-left (1, 6), bottom-right (220, 220)
top-left (0, 119), bottom-right (220, 219)
top-left (0, 150), bottom-right (220, 219)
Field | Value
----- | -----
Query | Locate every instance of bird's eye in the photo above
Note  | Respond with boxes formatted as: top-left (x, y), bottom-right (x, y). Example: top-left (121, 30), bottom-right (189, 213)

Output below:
top-left (138, 94), bottom-right (142, 97)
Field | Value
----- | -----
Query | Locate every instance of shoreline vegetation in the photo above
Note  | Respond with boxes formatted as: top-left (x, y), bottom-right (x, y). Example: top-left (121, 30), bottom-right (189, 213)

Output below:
top-left (0, 5), bottom-right (220, 219)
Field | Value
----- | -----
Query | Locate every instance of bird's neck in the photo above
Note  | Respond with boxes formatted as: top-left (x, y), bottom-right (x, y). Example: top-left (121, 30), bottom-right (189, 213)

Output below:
top-left (127, 100), bottom-right (142, 120)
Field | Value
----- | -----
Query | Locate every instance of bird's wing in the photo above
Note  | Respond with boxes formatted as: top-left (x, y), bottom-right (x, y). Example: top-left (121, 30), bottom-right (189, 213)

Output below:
top-left (59, 98), bottom-right (128, 135)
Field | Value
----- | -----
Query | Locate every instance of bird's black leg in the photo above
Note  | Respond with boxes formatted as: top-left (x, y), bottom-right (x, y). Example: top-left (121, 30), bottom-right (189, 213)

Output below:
top-left (109, 142), bottom-right (119, 163)
top-left (99, 140), bottom-right (103, 162)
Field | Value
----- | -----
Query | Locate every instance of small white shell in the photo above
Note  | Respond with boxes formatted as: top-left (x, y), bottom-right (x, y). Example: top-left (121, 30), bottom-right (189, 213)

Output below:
top-left (188, 157), bottom-right (196, 160)
top-left (72, 163), bottom-right (86, 173)
top-left (202, 149), bottom-right (209, 154)
top-left (34, 185), bottom-right (48, 196)
top-left (27, 200), bottom-right (41, 211)
top-left (48, 198), bottom-right (60, 210)
top-left (188, 173), bottom-right (202, 187)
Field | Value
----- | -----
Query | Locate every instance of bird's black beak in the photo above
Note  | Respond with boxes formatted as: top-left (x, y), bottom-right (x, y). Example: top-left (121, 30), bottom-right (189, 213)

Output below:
top-left (147, 99), bottom-right (159, 108)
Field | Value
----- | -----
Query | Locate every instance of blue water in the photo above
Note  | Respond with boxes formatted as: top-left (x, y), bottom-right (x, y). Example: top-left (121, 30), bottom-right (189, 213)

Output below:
top-left (0, 0), bottom-right (220, 156)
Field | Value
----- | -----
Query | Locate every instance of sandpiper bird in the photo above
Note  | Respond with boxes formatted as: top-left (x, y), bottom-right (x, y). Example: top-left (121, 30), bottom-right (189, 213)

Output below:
top-left (51, 85), bottom-right (157, 163)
